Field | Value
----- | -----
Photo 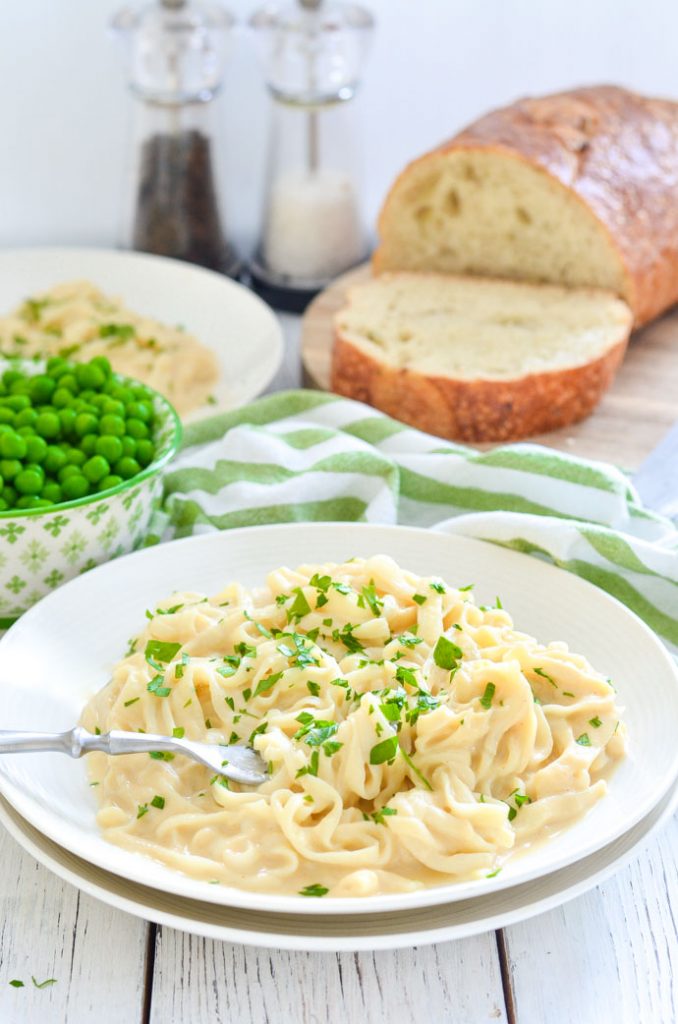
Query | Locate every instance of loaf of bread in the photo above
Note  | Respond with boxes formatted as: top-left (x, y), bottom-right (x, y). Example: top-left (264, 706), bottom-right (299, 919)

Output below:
top-left (373, 85), bottom-right (678, 326)
top-left (331, 273), bottom-right (632, 442)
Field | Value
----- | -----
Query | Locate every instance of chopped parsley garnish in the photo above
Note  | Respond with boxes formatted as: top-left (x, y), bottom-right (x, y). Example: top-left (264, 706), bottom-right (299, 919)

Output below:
top-left (287, 587), bottom-right (312, 623)
top-left (400, 748), bottom-right (432, 790)
top-left (412, 593), bottom-right (427, 605)
top-left (364, 806), bottom-right (398, 825)
top-left (137, 804), bottom-right (149, 819)
top-left (395, 665), bottom-right (418, 689)
top-left (99, 322), bottom-right (135, 341)
top-left (562, 691), bottom-right (575, 698)
top-left (294, 715), bottom-right (339, 747)
top-left (149, 751), bottom-right (175, 761)
top-left (144, 639), bottom-right (181, 665)
top-left (322, 740), bottom-right (343, 756)
top-left (398, 633), bottom-right (423, 649)
top-left (486, 868), bottom-right (501, 878)
top-left (589, 716), bottom-right (602, 728)
top-left (296, 749), bottom-right (320, 777)
top-left (331, 623), bottom-right (364, 654)
top-left (299, 883), bottom-right (329, 897)
top-left (150, 795), bottom-right (165, 809)
top-left (228, 731), bottom-right (239, 744)
top-left (534, 667), bottom-right (557, 688)
top-left (235, 642), bottom-right (257, 659)
top-left (576, 733), bottom-right (592, 746)
top-left (307, 680), bottom-right (321, 697)
top-left (433, 635), bottom-right (463, 670)
top-left (277, 632), bottom-right (320, 668)
top-left (124, 697), bottom-right (140, 707)
top-left (172, 727), bottom-right (185, 738)
top-left (369, 735), bottom-right (399, 765)
top-left (495, 596), bottom-right (503, 609)
top-left (458, 583), bottom-right (474, 592)
top-left (253, 671), bottom-right (283, 698)
top-left (430, 582), bottom-right (446, 593)
top-left (359, 581), bottom-right (383, 616)
top-left (31, 977), bottom-right (57, 990)
top-left (479, 682), bottom-right (496, 709)
top-left (147, 675), bottom-right (171, 698)
top-left (156, 604), bottom-right (184, 615)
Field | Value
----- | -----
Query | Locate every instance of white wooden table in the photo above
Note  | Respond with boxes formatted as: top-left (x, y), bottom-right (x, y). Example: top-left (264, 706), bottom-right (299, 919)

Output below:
top-left (0, 315), bottom-right (676, 1024)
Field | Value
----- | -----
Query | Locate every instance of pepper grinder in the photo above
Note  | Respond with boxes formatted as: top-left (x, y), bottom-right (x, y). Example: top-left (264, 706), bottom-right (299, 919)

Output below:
top-left (113, 0), bottom-right (240, 276)
top-left (249, 0), bottom-right (374, 311)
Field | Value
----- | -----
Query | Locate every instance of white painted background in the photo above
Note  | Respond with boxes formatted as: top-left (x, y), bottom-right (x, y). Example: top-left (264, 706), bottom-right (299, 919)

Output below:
top-left (0, 0), bottom-right (676, 254)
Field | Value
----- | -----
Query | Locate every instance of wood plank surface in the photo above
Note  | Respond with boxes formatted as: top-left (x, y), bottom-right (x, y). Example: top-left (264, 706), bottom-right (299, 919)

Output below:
top-left (0, 826), bottom-right (149, 1024)
top-left (503, 812), bottom-right (678, 1024)
top-left (148, 930), bottom-right (509, 1024)
top-left (301, 265), bottom-right (678, 469)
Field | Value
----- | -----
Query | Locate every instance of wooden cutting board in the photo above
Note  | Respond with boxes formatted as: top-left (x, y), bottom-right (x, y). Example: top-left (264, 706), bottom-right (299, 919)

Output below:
top-left (301, 263), bottom-right (678, 469)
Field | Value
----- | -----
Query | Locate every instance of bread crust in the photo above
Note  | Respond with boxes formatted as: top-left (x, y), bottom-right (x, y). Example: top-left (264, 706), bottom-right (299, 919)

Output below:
top-left (330, 330), bottom-right (628, 444)
top-left (374, 85), bottom-right (678, 326)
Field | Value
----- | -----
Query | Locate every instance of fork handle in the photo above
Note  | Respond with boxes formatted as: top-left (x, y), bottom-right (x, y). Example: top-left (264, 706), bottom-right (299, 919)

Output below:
top-left (0, 728), bottom-right (178, 758)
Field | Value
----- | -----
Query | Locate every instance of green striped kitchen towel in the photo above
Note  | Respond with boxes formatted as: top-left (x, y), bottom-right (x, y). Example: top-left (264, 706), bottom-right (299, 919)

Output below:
top-left (154, 390), bottom-right (678, 651)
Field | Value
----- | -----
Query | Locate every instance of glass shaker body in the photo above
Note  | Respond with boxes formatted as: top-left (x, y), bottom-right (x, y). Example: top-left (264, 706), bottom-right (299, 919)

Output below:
top-left (250, 2), bottom-right (374, 309)
top-left (114, 1), bottom-right (239, 276)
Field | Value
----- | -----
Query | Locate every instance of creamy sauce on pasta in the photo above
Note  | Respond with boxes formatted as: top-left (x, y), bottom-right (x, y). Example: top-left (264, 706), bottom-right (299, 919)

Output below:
top-left (81, 556), bottom-right (626, 898)
top-left (0, 281), bottom-right (218, 415)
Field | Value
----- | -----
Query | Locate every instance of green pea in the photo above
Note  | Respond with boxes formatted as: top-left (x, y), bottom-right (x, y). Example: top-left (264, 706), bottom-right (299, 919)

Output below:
top-left (66, 448), bottom-right (86, 467)
top-left (126, 401), bottom-right (153, 423)
top-left (114, 456), bottom-right (141, 480)
top-left (52, 386), bottom-right (75, 409)
top-left (90, 356), bottom-right (112, 377)
top-left (0, 498), bottom-right (8, 512)
top-left (15, 408), bottom-right (38, 428)
top-left (9, 379), bottom-right (31, 396)
top-left (98, 474), bottom-right (123, 491)
top-left (120, 435), bottom-right (137, 458)
top-left (83, 455), bottom-right (110, 484)
top-left (15, 468), bottom-right (43, 496)
top-left (58, 373), bottom-right (78, 393)
top-left (1, 485), bottom-right (16, 505)
top-left (44, 445), bottom-right (68, 474)
top-left (135, 439), bottom-right (155, 467)
top-left (58, 408), bottom-right (76, 436)
top-left (74, 412), bottom-right (98, 437)
top-left (0, 459), bottom-right (21, 481)
top-left (61, 474), bottom-right (89, 500)
top-left (42, 481), bottom-right (62, 503)
top-left (80, 434), bottom-right (98, 456)
top-left (102, 399), bottom-right (125, 417)
top-left (16, 495), bottom-right (46, 510)
top-left (0, 432), bottom-right (27, 459)
top-left (76, 363), bottom-right (106, 390)
top-left (36, 411), bottom-right (61, 439)
top-left (2, 371), bottom-right (22, 387)
top-left (16, 425), bottom-right (36, 438)
top-left (24, 436), bottom-right (48, 463)
top-left (58, 465), bottom-right (81, 484)
top-left (46, 357), bottom-right (67, 374)
top-left (29, 375), bottom-right (56, 404)
top-left (0, 408), bottom-right (14, 424)
top-left (6, 395), bottom-right (30, 412)
top-left (95, 434), bottom-right (123, 463)
top-left (125, 418), bottom-right (149, 440)
top-left (99, 414), bottom-right (126, 437)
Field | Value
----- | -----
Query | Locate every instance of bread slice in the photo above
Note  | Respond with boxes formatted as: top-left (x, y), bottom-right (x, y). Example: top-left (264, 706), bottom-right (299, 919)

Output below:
top-left (331, 273), bottom-right (632, 442)
top-left (373, 86), bottom-right (678, 326)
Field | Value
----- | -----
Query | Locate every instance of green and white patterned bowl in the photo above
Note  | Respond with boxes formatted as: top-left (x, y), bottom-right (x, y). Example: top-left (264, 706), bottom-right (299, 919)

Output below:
top-left (0, 365), bottom-right (182, 625)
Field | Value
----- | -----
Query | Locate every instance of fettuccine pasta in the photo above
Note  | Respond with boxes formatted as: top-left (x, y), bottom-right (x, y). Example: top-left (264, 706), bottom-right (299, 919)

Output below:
top-left (82, 556), bottom-right (626, 897)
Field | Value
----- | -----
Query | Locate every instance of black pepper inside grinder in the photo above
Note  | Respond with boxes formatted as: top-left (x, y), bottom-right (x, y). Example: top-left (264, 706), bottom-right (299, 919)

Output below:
top-left (113, 0), bottom-right (240, 277)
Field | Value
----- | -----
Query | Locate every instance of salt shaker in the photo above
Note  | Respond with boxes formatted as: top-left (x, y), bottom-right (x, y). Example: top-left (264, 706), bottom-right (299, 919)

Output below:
top-left (249, 0), bottom-right (374, 311)
top-left (113, 0), bottom-right (240, 276)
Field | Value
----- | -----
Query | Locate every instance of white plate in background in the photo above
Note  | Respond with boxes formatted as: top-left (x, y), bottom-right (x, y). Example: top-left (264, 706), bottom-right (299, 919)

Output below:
top-left (0, 523), bottom-right (676, 916)
top-left (0, 247), bottom-right (284, 420)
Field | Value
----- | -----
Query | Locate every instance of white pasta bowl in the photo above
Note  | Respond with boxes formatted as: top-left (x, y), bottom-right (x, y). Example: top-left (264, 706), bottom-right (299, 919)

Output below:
top-left (0, 522), bottom-right (676, 917)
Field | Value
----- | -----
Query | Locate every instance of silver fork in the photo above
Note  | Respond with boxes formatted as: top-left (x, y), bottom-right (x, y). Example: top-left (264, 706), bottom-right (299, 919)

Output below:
top-left (0, 727), bottom-right (269, 786)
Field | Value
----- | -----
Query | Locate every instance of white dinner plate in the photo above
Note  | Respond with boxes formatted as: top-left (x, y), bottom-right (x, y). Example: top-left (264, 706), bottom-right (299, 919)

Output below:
top-left (0, 780), bottom-right (675, 951)
top-left (0, 247), bottom-right (284, 420)
top-left (0, 523), bottom-right (676, 917)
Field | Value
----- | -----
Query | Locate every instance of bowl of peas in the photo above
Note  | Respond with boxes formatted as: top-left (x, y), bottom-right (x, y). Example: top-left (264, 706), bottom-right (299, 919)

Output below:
top-left (0, 355), bottom-right (182, 622)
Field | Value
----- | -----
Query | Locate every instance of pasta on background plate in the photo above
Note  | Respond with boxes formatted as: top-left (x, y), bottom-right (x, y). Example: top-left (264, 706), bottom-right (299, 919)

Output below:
top-left (0, 280), bottom-right (218, 415)
top-left (81, 556), bottom-right (626, 898)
